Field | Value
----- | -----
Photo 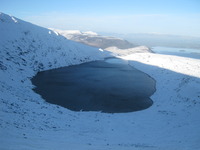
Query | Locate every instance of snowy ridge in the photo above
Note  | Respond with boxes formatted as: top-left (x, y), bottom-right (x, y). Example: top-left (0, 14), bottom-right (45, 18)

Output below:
top-left (49, 29), bottom-right (98, 37)
top-left (106, 46), bottom-right (153, 56)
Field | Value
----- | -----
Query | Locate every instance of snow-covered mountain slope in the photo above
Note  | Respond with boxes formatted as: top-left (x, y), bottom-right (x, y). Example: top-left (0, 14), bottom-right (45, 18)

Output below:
top-left (0, 12), bottom-right (110, 149)
top-left (1, 12), bottom-right (200, 150)
top-left (0, 12), bottom-right (109, 91)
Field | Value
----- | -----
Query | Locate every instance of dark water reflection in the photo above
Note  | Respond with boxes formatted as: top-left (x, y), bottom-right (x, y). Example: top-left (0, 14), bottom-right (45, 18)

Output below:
top-left (32, 58), bottom-right (156, 113)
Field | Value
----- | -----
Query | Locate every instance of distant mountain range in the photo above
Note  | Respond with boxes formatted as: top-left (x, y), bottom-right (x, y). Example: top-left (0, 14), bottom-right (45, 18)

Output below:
top-left (50, 29), bottom-right (136, 49)
top-left (50, 28), bottom-right (200, 52)
top-left (50, 29), bottom-right (152, 55)
top-left (101, 32), bottom-right (200, 50)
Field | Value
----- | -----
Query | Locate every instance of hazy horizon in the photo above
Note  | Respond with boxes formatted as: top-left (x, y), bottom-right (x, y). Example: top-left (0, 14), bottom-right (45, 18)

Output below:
top-left (1, 0), bottom-right (200, 37)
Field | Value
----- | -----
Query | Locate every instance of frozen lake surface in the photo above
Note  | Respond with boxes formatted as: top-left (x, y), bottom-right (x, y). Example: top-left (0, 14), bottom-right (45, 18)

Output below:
top-left (32, 58), bottom-right (156, 113)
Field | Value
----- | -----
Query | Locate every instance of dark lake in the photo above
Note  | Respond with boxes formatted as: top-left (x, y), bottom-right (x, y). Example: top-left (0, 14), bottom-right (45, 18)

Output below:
top-left (31, 58), bottom-right (156, 113)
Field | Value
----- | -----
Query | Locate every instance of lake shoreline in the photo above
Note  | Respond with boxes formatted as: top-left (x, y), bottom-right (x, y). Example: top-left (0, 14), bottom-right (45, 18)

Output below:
top-left (32, 57), bottom-right (156, 113)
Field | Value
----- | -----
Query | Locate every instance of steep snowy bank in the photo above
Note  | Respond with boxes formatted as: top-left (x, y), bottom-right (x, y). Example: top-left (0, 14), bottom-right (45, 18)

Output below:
top-left (0, 13), bottom-right (109, 149)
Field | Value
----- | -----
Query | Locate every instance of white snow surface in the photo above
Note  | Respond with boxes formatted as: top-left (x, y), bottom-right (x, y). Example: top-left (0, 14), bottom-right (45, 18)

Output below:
top-left (83, 31), bottom-right (98, 36)
top-left (49, 29), bottom-right (98, 36)
top-left (1, 13), bottom-right (200, 150)
top-left (50, 28), bottom-right (122, 39)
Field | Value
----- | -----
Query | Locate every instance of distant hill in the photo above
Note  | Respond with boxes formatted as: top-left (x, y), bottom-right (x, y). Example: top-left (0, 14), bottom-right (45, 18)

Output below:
top-left (50, 29), bottom-right (137, 49)
top-left (50, 29), bottom-right (152, 55)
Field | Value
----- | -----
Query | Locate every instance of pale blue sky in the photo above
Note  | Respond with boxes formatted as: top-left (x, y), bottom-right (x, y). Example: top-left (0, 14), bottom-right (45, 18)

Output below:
top-left (1, 0), bottom-right (200, 36)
